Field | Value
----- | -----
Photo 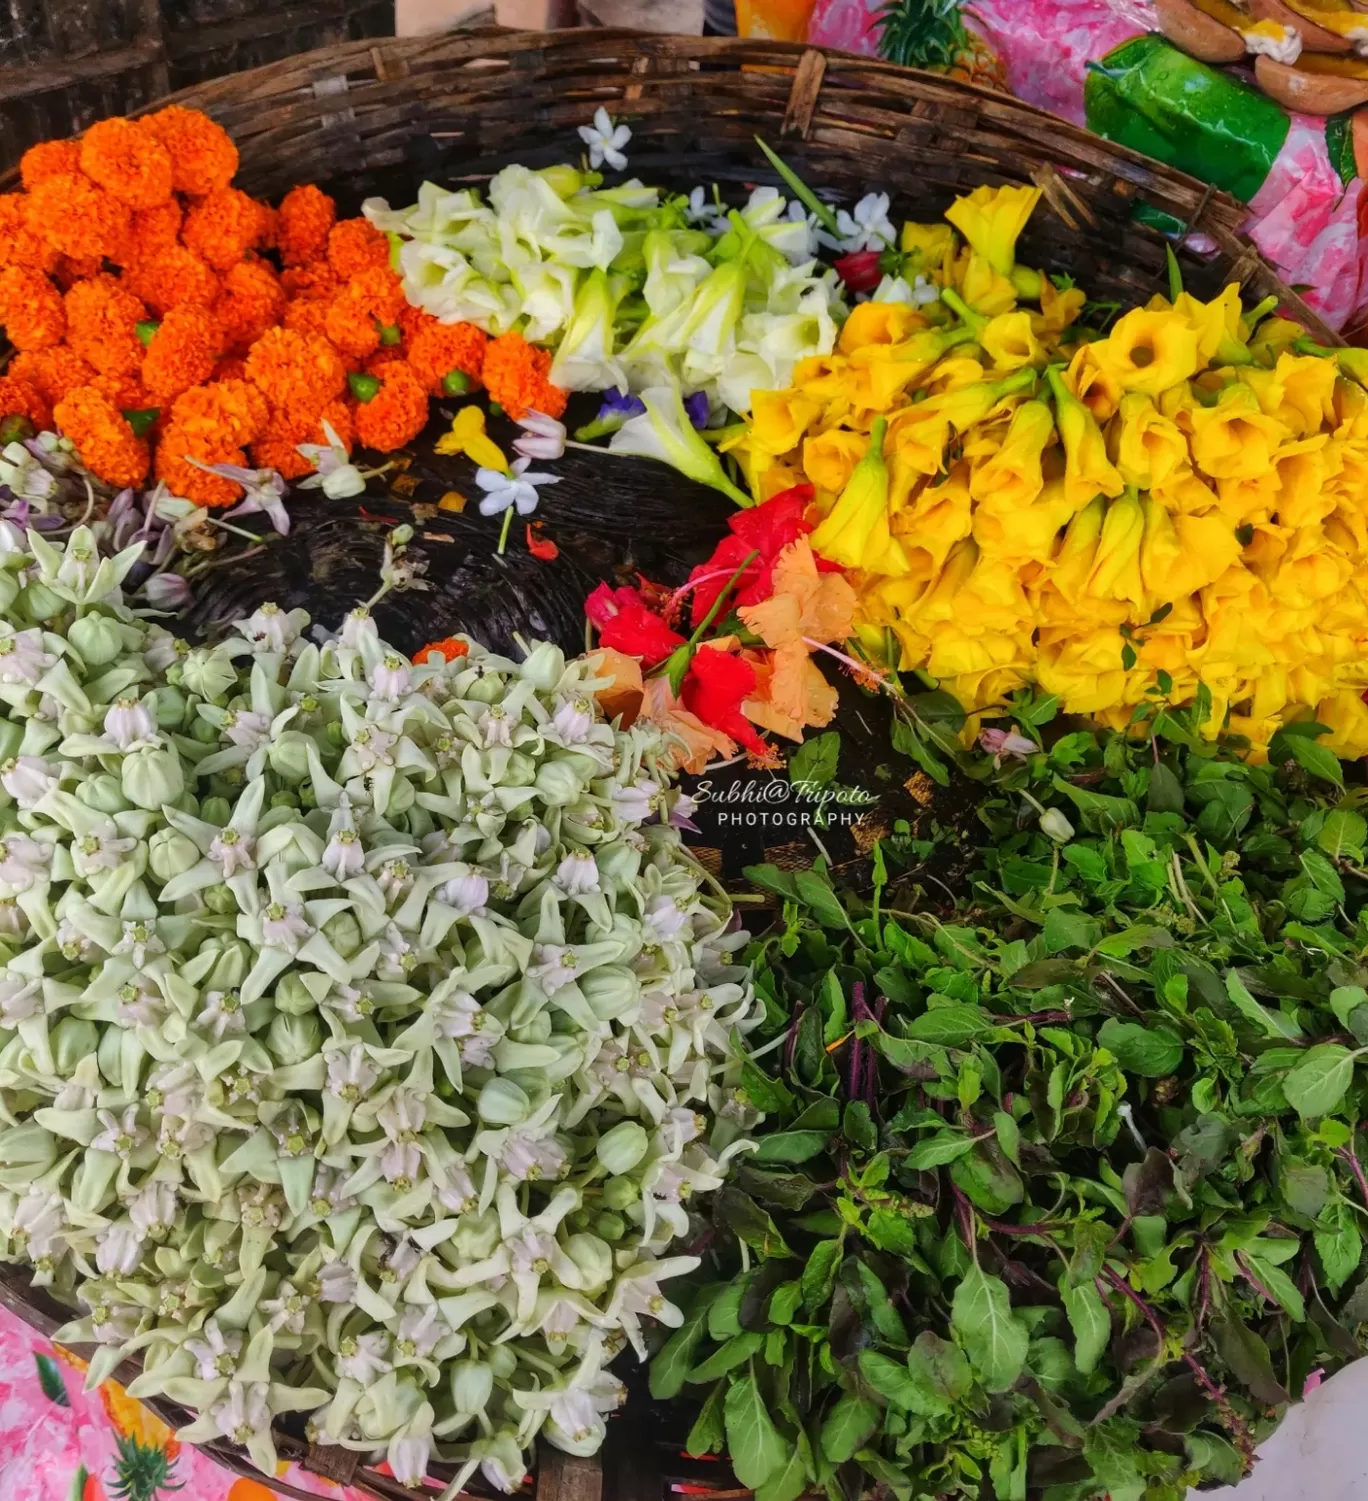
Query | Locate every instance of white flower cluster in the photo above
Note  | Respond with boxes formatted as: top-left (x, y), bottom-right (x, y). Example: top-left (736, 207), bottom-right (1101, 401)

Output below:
top-left (0, 519), bottom-right (762, 1494)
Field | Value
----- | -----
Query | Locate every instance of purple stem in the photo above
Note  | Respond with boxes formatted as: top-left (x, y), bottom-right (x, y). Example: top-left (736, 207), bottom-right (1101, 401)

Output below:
top-left (1339, 1146), bottom-right (1368, 1212)
top-left (847, 981), bottom-right (866, 1102)
top-left (783, 1004), bottom-right (803, 1073)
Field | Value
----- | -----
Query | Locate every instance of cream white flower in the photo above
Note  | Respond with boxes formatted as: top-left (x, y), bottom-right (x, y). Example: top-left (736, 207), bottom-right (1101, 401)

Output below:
top-left (0, 755), bottom-right (57, 808)
top-left (577, 106), bottom-right (632, 172)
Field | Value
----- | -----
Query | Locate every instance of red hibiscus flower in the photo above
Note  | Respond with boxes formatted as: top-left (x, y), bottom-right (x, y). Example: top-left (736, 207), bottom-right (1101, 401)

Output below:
top-left (585, 582), bottom-right (685, 668)
top-left (834, 249), bottom-right (883, 293)
top-left (681, 645), bottom-right (769, 758)
top-left (687, 484), bottom-right (820, 629)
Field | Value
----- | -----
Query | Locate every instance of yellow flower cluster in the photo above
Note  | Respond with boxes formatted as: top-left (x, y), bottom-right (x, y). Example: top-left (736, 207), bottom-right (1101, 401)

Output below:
top-left (732, 184), bottom-right (1368, 758)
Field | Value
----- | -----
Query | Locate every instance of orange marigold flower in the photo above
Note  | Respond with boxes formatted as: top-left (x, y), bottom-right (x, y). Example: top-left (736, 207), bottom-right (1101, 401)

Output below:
top-left (0, 375), bottom-right (52, 432)
top-left (182, 187), bottom-right (271, 272)
top-left (213, 356), bottom-right (248, 384)
top-left (142, 303), bottom-right (224, 403)
top-left (142, 106), bottom-right (238, 197)
top-left (282, 297), bottom-right (333, 348)
top-left (407, 317), bottom-right (489, 396)
top-left (124, 198), bottom-right (183, 263)
top-left (26, 173), bottom-right (132, 262)
top-left (325, 266), bottom-right (405, 361)
top-left (281, 260), bottom-right (342, 303)
top-left (214, 259), bottom-right (285, 353)
top-left (252, 397), bottom-right (353, 478)
top-left (54, 385), bottom-right (149, 489)
top-left (124, 245), bottom-right (220, 317)
top-left (244, 325), bottom-right (347, 415)
top-left (64, 275), bottom-right (147, 375)
top-left (277, 184), bottom-right (336, 267)
top-left (481, 330), bottom-right (568, 422)
top-left (0, 266), bottom-right (66, 350)
top-left (9, 347), bottom-right (95, 405)
top-left (171, 378), bottom-right (268, 448)
top-left (155, 423), bottom-right (245, 507)
top-left (327, 217), bottom-right (391, 281)
top-left (79, 118), bottom-right (174, 210)
top-left (20, 140), bottom-right (81, 190)
top-left (417, 636), bottom-right (469, 664)
top-left (0, 196), bottom-right (59, 277)
top-left (352, 360), bottom-right (428, 452)
top-left (90, 368), bottom-right (152, 415)
top-left (51, 254), bottom-right (104, 290)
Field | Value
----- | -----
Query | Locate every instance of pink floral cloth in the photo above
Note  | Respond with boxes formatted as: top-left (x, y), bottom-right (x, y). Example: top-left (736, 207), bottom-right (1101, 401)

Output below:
top-left (0, 1302), bottom-right (366, 1501)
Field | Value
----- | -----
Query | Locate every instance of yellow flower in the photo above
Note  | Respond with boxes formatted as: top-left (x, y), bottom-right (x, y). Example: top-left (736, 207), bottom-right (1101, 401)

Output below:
top-left (1271, 352), bottom-right (1338, 436)
top-left (1173, 285), bottom-right (1245, 363)
top-left (1040, 277), bottom-right (1086, 334)
top-left (1151, 465), bottom-right (1219, 516)
top-left (978, 311), bottom-right (1045, 372)
top-left (946, 183), bottom-right (1043, 275)
top-left (969, 399), bottom-right (1053, 511)
top-left (888, 373), bottom-right (1031, 477)
top-left (1090, 308), bottom-right (1200, 397)
top-left (838, 301), bottom-right (928, 354)
top-left (957, 251), bottom-right (1019, 315)
top-left (802, 428), bottom-right (869, 495)
top-left (1189, 385), bottom-right (1290, 480)
top-left (1250, 315), bottom-right (1306, 366)
top-left (846, 346), bottom-right (926, 415)
top-left (1139, 496), bottom-right (1241, 600)
top-left (1275, 434), bottom-right (1338, 530)
top-left (1046, 365), bottom-right (1124, 508)
top-left (894, 462), bottom-right (973, 571)
top-left (434, 405), bottom-right (507, 471)
top-left (974, 475), bottom-right (1078, 563)
top-left (899, 220), bottom-right (956, 275)
top-left (1065, 345), bottom-right (1124, 422)
top-left (1035, 627), bottom-right (1129, 714)
top-left (1317, 690), bottom-right (1368, 759)
top-left (748, 388), bottom-right (823, 457)
top-left (923, 356), bottom-right (988, 395)
top-left (1112, 393), bottom-right (1188, 489)
top-left (1087, 491), bottom-right (1146, 609)
top-left (809, 416), bottom-right (909, 576)
top-left (1046, 494), bottom-right (1106, 607)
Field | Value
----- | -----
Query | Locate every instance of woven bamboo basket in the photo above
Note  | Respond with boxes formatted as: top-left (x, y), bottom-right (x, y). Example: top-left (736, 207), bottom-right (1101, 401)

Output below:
top-left (0, 24), bottom-right (1341, 1501)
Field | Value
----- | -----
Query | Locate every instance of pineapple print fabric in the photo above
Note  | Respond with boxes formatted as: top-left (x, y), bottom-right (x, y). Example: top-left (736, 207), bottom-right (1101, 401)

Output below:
top-left (0, 1305), bottom-right (375, 1501)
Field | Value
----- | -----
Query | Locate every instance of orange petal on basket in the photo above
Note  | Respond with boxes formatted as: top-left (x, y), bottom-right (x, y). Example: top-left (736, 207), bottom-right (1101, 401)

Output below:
top-left (438, 490), bottom-right (467, 513)
top-left (526, 522), bottom-right (558, 560)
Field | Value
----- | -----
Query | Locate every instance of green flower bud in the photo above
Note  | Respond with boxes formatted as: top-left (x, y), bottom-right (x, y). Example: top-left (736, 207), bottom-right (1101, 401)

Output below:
top-left (190, 718), bottom-right (220, 744)
top-left (203, 938), bottom-right (251, 991)
top-left (580, 967), bottom-right (640, 1023)
top-left (476, 1077), bottom-right (530, 1125)
top-left (148, 827), bottom-right (200, 880)
top-left (535, 760), bottom-right (584, 807)
top-left (269, 790), bottom-right (298, 810)
top-left (486, 1343), bottom-right (518, 1379)
top-left (452, 1209), bottom-right (501, 1261)
top-left (268, 733), bottom-right (312, 784)
top-left (181, 648), bottom-right (239, 702)
top-left (601, 1176), bottom-right (638, 1212)
top-left (203, 884), bottom-right (237, 914)
top-left (595, 1212), bottom-right (626, 1242)
top-left (21, 581), bottom-right (64, 620)
top-left (596, 1120), bottom-right (648, 1175)
top-left (520, 642), bottom-right (566, 692)
top-left (151, 685), bottom-right (188, 728)
top-left (449, 1359), bottom-right (494, 1414)
top-left (76, 774), bottom-right (127, 816)
top-left (122, 746), bottom-right (184, 810)
top-left (267, 1011), bottom-right (321, 1067)
top-left (464, 674), bottom-right (506, 705)
top-left (560, 1232), bottom-right (613, 1291)
top-left (322, 910), bottom-right (362, 959)
top-left (0, 572), bottom-right (18, 615)
top-left (274, 972), bottom-right (319, 1016)
top-left (199, 796), bottom-right (231, 828)
top-left (51, 1017), bottom-right (99, 1074)
top-left (67, 614), bottom-right (125, 667)
top-left (597, 839), bottom-right (642, 889)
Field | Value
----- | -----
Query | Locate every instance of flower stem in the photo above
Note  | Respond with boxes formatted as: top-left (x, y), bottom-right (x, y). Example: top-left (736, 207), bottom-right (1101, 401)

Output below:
top-left (688, 548), bottom-right (760, 646)
top-left (496, 506), bottom-right (514, 556)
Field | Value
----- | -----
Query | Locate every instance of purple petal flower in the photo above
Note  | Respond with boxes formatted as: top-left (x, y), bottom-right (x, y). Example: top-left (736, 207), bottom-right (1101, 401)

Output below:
top-left (683, 391), bottom-right (710, 430)
top-left (597, 389), bottom-right (646, 421)
top-left (143, 573), bottom-right (192, 611)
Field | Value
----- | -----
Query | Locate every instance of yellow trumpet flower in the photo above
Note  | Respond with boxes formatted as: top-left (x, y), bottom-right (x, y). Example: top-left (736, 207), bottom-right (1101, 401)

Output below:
top-left (945, 183), bottom-right (1043, 275)
top-left (900, 221), bottom-right (956, 277)
top-left (1090, 308), bottom-right (1200, 397)
top-left (802, 428), bottom-right (870, 496)
top-left (974, 475), bottom-right (1078, 563)
top-left (1112, 394), bottom-right (1188, 490)
top-left (1189, 385), bottom-right (1291, 481)
top-left (809, 416), bottom-right (909, 576)
top-left (434, 405), bottom-right (508, 471)
top-left (968, 399), bottom-right (1053, 511)
top-left (838, 301), bottom-right (928, 354)
top-left (747, 388), bottom-right (823, 457)
top-left (1087, 490), bottom-right (1146, 609)
top-left (894, 462), bottom-right (973, 571)
top-left (1046, 365), bottom-right (1123, 508)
